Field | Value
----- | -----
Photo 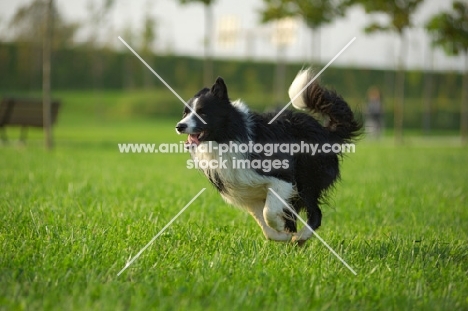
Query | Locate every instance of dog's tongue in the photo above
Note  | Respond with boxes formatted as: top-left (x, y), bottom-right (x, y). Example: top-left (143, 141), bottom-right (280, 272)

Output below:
top-left (187, 134), bottom-right (200, 145)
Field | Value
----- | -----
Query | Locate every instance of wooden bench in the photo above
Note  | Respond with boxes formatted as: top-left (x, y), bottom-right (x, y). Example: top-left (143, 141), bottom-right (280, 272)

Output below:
top-left (0, 98), bottom-right (60, 142)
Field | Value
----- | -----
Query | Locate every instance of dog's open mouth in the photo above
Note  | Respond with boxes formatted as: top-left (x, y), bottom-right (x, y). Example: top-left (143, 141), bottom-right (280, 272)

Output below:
top-left (185, 131), bottom-right (205, 147)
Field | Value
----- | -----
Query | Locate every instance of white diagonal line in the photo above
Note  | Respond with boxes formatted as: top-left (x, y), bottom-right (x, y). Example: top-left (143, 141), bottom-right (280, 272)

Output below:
top-left (118, 36), bottom-right (207, 124)
top-left (268, 188), bottom-right (357, 275)
top-left (268, 37), bottom-right (356, 124)
top-left (117, 188), bottom-right (206, 276)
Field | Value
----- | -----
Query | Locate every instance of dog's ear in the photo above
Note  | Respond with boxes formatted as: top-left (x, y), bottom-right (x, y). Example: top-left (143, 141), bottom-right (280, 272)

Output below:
top-left (210, 77), bottom-right (228, 100)
top-left (194, 87), bottom-right (210, 98)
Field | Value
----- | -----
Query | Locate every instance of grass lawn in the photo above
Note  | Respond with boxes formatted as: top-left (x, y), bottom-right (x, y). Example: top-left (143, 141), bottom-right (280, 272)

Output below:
top-left (0, 109), bottom-right (467, 310)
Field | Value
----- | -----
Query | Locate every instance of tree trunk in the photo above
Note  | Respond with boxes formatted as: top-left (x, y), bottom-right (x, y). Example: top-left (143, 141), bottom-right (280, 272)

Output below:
top-left (309, 27), bottom-right (321, 67)
top-left (274, 46), bottom-right (287, 105)
top-left (203, 3), bottom-right (214, 86)
top-left (42, 0), bottom-right (53, 150)
top-left (461, 52), bottom-right (468, 144)
top-left (394, 32), bottom-right (407, 144)
top-left (422, 47), bottom-right (433, 135)
top-left (143, 55), bottom-right (154, 89)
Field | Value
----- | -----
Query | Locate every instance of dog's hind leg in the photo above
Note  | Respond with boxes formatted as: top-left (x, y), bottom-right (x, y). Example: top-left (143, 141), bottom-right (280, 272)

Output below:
top-left (283, 198), bottom-right (305, 233)
top-left (283, 208), bottom-right (297, 233)
top-left (292, 193), bottom-right (322, 243)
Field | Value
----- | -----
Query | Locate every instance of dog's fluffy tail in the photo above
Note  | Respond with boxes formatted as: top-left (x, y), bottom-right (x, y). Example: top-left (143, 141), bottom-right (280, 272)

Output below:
top-left (289, 69), bottom-right (361, 142)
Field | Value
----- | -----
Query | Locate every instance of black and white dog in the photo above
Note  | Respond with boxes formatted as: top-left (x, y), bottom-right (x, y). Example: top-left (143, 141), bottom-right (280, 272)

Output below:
top-left (176, 69), bottom-right (361, 244)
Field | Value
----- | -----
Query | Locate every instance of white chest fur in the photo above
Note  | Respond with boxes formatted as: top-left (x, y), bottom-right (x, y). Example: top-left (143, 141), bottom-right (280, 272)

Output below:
top-left (191, 141), bottom-right (274, 207)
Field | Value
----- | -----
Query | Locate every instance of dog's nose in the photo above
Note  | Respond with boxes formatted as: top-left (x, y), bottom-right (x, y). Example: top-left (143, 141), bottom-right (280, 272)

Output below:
top-left (176, 123), bottom-right (187, 132)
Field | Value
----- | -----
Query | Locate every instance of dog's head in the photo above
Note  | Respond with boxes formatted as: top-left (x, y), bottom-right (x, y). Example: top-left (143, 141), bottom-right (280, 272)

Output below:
top-left (176, 77), bottom-right (232, 146)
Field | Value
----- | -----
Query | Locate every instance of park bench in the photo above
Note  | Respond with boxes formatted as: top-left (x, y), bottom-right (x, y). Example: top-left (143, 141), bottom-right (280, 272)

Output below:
top-left (0, 97), bottom-right (60, 143)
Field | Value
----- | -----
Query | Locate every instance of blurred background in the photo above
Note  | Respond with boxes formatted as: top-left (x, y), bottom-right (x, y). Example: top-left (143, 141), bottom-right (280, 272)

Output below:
top-left (0, 0), bottom-right (467, 146)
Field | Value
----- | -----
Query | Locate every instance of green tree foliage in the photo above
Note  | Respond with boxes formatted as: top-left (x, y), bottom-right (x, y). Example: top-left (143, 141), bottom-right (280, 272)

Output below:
top-left (357, 0), bottom-right (424, 34)
top-left (426, 1), bottom-right (468, 56)
top-left (8, 0), bottom-right (79, 48)
top-left (353, 0), bottom-right (424, 143)
top-left (260, 0), bottom-right (349, 28)
top-left (260, 0), bottom-right (351, 68)
top-left (426, 1), bottom-right (468, 142)
top-left (260, 0), bottom-right (351, 103)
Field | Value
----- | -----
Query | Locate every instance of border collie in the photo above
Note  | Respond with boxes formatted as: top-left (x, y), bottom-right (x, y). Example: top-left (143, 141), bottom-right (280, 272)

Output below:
top-left (176, 69), bottom-right (361, 244)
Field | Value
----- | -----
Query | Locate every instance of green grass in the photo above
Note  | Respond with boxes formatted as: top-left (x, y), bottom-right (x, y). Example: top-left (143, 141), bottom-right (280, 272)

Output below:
top-left (1, 108), bottom-right (467, 310)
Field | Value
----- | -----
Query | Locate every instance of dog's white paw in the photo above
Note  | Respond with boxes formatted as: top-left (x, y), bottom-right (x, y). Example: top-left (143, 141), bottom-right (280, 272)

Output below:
top-left (265, 231), bottom-right (293, 242)
top-left (264, 211), bottom-right (286, 232)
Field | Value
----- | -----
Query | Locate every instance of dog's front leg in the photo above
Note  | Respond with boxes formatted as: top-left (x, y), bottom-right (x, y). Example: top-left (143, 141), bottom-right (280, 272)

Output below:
top-left (263, 180), bottom-right (295, 233)
top-left (249, 203), bottom-right (292, 242)
top-left (245, 180), bottom-right (296, 242)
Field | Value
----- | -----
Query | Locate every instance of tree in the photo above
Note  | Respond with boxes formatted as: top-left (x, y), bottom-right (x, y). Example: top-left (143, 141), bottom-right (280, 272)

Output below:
top-left (260, 0), bottom-right (350, 104)
top-left (426, 1), bottom-right (468, 143)
top-left (9, 0), bottom-right (78, 48)
top-left (9, 0), bottom-right (76, 149)
top-left (43, 0), bottom-right (53, 149)
top-left (260, 0), bottom-right (350, 64)
top-left (140, 13), bottom-right (157, 89)
top-left (85, 0), bottom-right (116, 88)
top-left (122, 25), bottom-right (137, 90)
top-left (178, 0), bottom-right (216, 86)
top-left (8, 0), bottom-right (79, 90)
top-left (354, 0), bottom-right (424, 144)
